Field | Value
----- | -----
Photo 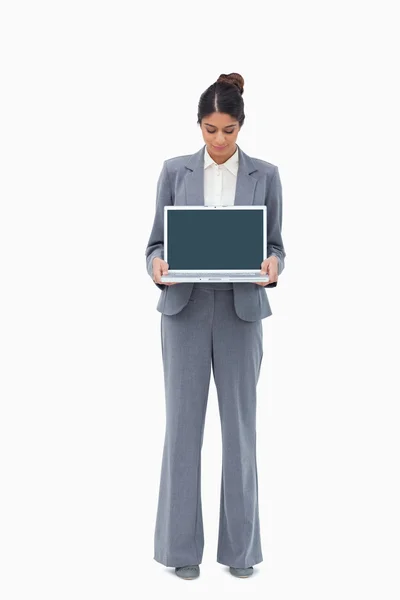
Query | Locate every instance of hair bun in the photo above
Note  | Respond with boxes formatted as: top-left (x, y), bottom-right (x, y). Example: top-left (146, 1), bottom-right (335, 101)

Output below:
top-left (217, 72), bottom-right (244, 95)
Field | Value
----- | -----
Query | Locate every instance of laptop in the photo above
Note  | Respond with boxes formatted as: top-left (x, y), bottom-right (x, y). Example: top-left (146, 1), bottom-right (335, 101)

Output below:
top-left (160, 205), bottom-right (269, 283)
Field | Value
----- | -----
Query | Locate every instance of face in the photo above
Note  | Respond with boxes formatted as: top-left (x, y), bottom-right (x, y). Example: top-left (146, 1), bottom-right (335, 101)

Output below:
top-left (200, 112), bottom-right (240, 162)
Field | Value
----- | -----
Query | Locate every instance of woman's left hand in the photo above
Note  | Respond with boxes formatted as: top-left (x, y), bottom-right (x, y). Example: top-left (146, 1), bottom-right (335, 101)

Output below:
top-left (254, 256), bottom-right (279, 286)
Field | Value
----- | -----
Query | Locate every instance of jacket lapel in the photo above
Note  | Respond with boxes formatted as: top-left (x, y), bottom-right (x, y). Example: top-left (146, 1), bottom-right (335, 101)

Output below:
top-left (184, 144), bottom-right (258, 206)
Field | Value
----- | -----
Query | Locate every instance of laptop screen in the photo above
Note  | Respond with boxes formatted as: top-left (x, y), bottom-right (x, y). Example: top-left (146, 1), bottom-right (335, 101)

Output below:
top-left (165, 207), bottom-right (266, 270)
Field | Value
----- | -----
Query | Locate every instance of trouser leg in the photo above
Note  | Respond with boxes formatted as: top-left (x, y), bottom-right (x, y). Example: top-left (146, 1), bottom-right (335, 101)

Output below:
top-left (154, 290), bottom-right (213, 567)
top-left (211, 288), bottom-right (264, 568)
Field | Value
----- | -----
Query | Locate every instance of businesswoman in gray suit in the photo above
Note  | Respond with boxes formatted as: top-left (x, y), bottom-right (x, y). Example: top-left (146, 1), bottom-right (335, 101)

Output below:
top-left (145, 72), bottom-right (286, 580)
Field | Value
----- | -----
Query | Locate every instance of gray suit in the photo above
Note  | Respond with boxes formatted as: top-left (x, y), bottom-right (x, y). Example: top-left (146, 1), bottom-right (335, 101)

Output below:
top-left (145, 144), bottom-right (286, 321)
top-left (145, 144), bottom-right (286, 569)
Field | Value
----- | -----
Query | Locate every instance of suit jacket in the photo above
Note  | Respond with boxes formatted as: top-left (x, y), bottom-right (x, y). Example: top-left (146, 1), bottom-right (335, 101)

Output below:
top-left (145, 144), bottom-right (286, 322)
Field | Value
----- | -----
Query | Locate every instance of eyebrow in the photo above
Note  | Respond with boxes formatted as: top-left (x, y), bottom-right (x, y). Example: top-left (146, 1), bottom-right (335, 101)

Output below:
top-left (204, 123), bottom-right (237, 128)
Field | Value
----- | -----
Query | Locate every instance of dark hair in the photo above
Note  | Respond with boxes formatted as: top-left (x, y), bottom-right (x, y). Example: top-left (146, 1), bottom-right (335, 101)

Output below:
top-left (197, 72), bottom-right (245, 128)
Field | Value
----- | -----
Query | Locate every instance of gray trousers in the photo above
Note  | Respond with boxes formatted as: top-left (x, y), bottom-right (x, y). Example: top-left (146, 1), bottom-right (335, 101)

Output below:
top-left (154, 282), bottom-right (264, 568)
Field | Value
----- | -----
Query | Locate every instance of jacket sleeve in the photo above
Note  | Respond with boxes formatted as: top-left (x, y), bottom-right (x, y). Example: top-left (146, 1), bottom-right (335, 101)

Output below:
top-left (144, 160), bottom-right (173, 291)
top-left (264, 165), bottom-right (286, 288)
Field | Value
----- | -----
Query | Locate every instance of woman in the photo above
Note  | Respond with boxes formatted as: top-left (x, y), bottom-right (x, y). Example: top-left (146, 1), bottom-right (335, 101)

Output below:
top-left (145, 73), bottom-right (286, 580)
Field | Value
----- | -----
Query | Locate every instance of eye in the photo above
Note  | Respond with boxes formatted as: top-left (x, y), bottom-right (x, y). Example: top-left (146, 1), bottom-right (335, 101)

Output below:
top-left (206, 129), bottom-right (234, 135)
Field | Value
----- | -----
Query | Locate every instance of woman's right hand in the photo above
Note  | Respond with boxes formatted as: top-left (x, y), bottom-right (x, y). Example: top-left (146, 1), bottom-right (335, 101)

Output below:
top-left (152, 257), bottom-right (179, 286)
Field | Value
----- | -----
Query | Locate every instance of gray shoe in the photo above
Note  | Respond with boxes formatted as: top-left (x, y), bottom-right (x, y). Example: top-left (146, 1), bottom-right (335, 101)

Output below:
top-left (229, 566), bottom-right (254, 578)
top-left (175, 565), bottom-right (200, 579)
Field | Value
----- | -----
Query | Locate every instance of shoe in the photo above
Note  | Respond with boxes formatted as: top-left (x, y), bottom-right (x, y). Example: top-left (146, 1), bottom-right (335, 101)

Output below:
top-left (229, 566), bottom-right (254, 578)
top-left (175, 565), bottom-right (200, 579)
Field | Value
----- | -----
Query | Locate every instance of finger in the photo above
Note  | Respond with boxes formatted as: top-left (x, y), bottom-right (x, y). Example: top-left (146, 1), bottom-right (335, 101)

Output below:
top-left (158, 265), bottom-right (168, 284)
top-left (154, 268), bottom-right (164, 284)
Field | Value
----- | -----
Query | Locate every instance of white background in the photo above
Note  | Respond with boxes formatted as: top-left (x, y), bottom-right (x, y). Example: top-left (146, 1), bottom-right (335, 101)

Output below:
top-left (1, 1), bottom-right (399, 599)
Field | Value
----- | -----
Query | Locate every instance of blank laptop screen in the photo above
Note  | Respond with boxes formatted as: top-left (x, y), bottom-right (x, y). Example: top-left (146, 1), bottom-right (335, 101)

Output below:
top-left (166, 208), bottom-right (266, 270)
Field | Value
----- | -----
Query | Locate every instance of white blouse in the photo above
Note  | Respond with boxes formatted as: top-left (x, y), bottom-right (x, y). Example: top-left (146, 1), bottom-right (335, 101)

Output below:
top-left (203, 144), bottom-right (239, 206)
